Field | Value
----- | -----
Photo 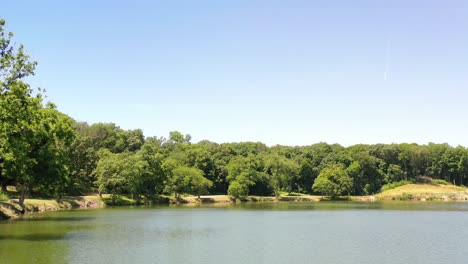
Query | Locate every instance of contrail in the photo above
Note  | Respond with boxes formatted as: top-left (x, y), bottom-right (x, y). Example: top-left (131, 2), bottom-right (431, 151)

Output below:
top-left (384, 36), bottom-right (391, 81)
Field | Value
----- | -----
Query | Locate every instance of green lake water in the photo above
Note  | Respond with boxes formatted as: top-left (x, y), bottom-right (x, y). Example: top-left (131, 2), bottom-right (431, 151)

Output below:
top-left (1, 202), bottom-right (468, 264)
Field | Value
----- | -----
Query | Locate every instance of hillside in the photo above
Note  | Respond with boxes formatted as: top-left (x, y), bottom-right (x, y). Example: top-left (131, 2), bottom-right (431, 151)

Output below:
top-left (376, 184), bottom-right (468, 201)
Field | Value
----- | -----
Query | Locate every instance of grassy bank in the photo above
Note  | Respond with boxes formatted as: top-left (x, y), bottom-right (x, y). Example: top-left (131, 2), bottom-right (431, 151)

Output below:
top-left (3, 183), bottom-right (468, 220)
top-left (172, 195), bottom-right (322, 205)
top-left (0, 196), bottom-right (105, 221)
top-left (375, 183), bottom-right (468, 201)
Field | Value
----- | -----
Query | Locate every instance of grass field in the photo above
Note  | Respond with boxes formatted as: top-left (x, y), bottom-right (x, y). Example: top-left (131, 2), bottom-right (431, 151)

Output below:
top-left (376, 183), bottom-right (468, 201)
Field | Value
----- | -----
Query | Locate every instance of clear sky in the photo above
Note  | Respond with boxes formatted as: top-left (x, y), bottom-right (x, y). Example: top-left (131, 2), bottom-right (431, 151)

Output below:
top-left (3, 0), bottom-right (468, 146)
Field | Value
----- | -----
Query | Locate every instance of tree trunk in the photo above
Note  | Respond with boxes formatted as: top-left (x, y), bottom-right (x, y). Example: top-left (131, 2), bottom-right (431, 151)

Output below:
top-left (18, 182), bottom-right (30, 214)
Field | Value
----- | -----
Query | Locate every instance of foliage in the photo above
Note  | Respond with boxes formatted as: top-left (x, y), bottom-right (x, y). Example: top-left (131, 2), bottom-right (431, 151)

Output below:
top-left (396, 193), bottom-right (414, 201)
top-left (169, 166), bottom-right (212, 198)
top-left (0, 190), bottom-right (8, 200)
top-left (312, 164), bottom-right (353, 198)
top-left (431, 179), bottom-right (451, 185)
top-left (93, 144), bottom-right (166, 203)
top-left (130, 141), bottom-right (166, 201)
top-left (226, 156), bottom-right (256, 199)
top-left (227, 181), bottom-right (249, 200)
top-left (380, 180), bottom-right (413, 192)
top-left (93, 150), bottom-right (131, 200)
top-left (101, 195), bottom-right (137, 206)
top-left (0, 19), bottom-right (76, 207)
top-left (263, 153), bottom-right (299, 197)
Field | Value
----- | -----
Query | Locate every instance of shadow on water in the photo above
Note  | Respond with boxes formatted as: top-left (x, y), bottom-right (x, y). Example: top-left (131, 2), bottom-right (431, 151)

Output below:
top-left (16, 216), bottom-right (96, 222)
top-left (0, 233), bottom-right (67, 241)
top-left (215, 201), bottom-right (468, 211)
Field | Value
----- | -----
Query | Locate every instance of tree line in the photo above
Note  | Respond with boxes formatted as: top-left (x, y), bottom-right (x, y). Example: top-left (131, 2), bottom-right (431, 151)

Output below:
top-left (2, 19), bottom-right (468, 207)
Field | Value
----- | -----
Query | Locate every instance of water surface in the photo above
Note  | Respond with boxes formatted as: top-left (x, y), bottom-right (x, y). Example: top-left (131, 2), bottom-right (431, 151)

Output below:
top-left (1, 202), bottom-right (468, 264)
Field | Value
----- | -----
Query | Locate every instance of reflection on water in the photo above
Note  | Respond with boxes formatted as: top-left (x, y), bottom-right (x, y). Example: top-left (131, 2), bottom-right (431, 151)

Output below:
top-left (1, 202), bottom-right (468, 264)
top-left (0, 233), bottom-right (67, 241)
top-left (15, 216), bottom-right (97, 222)
top-left (226, 201), bottom-right (468, 211)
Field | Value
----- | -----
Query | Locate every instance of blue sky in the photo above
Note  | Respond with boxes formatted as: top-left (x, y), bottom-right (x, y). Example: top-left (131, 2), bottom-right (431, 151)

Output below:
top-left (3, 0), bottom-right (468, 146)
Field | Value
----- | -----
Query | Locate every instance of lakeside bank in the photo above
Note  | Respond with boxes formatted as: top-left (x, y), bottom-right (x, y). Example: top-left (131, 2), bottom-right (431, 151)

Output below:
top-left (0, 196), bottom-right (105, 221)
top-left (0, 194), bottom-right (329, 220)
top-left (2, 183), bottom-right (468, 221)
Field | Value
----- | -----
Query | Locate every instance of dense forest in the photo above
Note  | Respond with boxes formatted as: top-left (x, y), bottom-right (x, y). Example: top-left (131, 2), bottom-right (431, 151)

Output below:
top-left (2, 19), bottom-right (468, 208)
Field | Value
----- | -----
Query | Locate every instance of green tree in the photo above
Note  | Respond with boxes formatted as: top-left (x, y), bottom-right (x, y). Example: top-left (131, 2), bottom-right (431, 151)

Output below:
top-left (84, 123), bottom-right (127, 153)
top-left (93, 150), bottom-right (131, 203)
top-left (227, 181), bottom-right (249, 200)
top-left (130, 140), bottom-right (166, 202)
top-left (169, 131), bottom-right (191, 144)
top-left (385, 164), bottom-right (405, 183)
top-left (0, 18), bottom-right (44, 209)
top-left (312, 164), bottom-right (353, 198)
top-left (33, 106), bottom-right (77, 201)
top-left (66, 135), bottom-right (99, 195)
top-left (226, 156), bottom-right (257, 199)
top-left (190, 170), bottom-right (213, 198)
top-left (263, 153), bottom-right (299, 197)
top-left (347, 146), bottom-right (385, 195)
top-left (169, 166), bottom-right (212, 198)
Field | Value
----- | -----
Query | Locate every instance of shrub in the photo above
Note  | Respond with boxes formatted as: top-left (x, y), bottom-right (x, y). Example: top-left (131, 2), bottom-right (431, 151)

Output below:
top-left (0, 191), bottom-right (8, 200)
top-left (102, 195), bottom-right (136, 206)
top-left (431, 179), bottom-right (451, 185)
top-left (398, 193), bottom-right (414, 201)
top-left (228, 181), bottom-right (249, 200)
top-left (381, 180), bottom-right (413, 192)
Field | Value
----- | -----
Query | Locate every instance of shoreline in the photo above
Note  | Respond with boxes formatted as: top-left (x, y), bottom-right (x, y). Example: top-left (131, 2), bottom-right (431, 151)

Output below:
top-left (0, 196), bottom-right (105, 221)
top-left (2, 187), bottom-right (468, 221)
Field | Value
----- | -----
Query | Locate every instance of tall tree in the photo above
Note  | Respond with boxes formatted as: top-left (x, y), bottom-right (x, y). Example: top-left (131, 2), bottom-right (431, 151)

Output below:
top-left (312, 164), bottom-right (353, 198)
top-left (226, 156), bottom-right (257, 199)
top-left (263, 153), bottom-right (299, 197)
top-left (93, 150), bottom-right (132, 203)
top-left (0, 18), bottom-right (43, 209)
top-left (168, 166), bottom-right (212, 199)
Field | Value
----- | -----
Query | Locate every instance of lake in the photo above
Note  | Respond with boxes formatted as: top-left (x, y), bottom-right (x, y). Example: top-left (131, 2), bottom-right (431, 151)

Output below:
top-left (1, 202), bottom-right (468, 264)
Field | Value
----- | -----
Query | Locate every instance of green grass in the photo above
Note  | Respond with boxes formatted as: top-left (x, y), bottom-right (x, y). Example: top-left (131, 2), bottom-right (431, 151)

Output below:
top-left (0, 191), bottom-right (9, 200)
top-left (376, 183), bottom-right (467, 201)
top-left (101, 195), bottom-right (137, 206)
top-left (431, 179), bottom-right (451, 185)
top-left (319, 196), bottom-right (352, 201)
top-left (381, 179), bottom-right (456, 194)
top-left (278, 191), bottom-right (307, 196)
top-left (393, 192), bottom-right (414, 201)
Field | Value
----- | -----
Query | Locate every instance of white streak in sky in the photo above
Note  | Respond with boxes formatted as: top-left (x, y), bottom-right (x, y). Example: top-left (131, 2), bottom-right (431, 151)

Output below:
top-left (384, 36), bottom-right (391, 81)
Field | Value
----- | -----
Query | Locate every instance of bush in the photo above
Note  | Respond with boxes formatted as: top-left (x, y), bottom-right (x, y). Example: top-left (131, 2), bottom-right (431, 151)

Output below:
top-left (102, 195), bottom-right (136, 206)
top-left (0, 191), bottom-right (8, 200)
top-left (228, 181), bottom-right (249, 200)
top-left (381, 180), bottom-right (413, 192)
top-left (279, 191), bottom-right (306, 196)
top-left (398, 193), bottom-right (414, 201)
top-left (431, 179), bottom-right (451, 185)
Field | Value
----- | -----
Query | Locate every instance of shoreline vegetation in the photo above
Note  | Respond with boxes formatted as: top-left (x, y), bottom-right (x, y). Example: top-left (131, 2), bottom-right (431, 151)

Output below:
top-left (0, 196), bottom-right (104, 220)
top-left (2, 183), bottom-right (468, 221)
